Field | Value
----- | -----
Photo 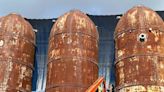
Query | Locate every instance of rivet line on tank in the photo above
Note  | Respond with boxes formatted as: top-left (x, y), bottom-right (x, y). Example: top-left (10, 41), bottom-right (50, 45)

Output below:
top-left (0, 86), bottom-right (31, 92)
top-left (47, 55), bottom-right (99, 68)
top-left (115, 83), bottom-right (164, 90)
top-left (114, 27), bottom-right (164, 39)
top-left (46, 83), bottom-right (90, 89)
top-left (0, 59), bottom-right (34, 70)
top-left (51, 31), bottom-right (99, 41)
top-left (115, 53), bottom-right (164, 65)
top-left (0, 32), bottom-right (36, 46)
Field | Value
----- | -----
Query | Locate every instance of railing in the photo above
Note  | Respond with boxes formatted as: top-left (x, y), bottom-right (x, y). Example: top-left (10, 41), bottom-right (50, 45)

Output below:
top-left (86, 77), bottom-right (106, 92)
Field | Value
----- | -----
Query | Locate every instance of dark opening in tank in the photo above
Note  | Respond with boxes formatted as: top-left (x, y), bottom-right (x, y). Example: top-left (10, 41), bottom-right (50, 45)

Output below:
top-left (140, 37), bottom-right (145, 42)
top-left (139, 33), bottom-right (147, 42)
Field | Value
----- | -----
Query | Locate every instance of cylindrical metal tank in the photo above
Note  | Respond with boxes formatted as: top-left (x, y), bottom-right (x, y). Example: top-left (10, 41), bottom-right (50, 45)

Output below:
top-left (46, 10), bottom-right (99, 92)
top-left (0, 14), bottom-right (35, 92)
top-left (115, 6), bottom-right (164, 91)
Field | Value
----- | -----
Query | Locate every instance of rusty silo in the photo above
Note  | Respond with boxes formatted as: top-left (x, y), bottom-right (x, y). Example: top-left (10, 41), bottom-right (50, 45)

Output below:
top-left (46, 10), bottom-right (99, 92)
top-left (0, 14), bottom-right (35, 92)
top-left (115, 6), bottom-right (164, 91)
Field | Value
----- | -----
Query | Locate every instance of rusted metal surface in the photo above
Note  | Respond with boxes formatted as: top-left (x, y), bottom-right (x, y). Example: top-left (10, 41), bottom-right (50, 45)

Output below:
top-left (0, 14), bottom-right (35, 92)
top-left (46, 10), bottom-right (99, 92)
top-left (114, 6), bottom-right (164, 92)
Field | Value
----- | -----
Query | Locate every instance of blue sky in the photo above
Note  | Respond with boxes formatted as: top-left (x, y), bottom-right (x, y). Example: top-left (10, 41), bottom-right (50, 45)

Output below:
top-left (0, 0), bottom-right (164, 19)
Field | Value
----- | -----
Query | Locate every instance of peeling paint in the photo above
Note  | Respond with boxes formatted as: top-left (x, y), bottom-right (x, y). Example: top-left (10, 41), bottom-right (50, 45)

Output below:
top-left (118, 50), bottom-right (124, 57)
top-left (147, 45), bottom-right (152, 49)
top-left (0, 40), bottom-right (4, 47)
